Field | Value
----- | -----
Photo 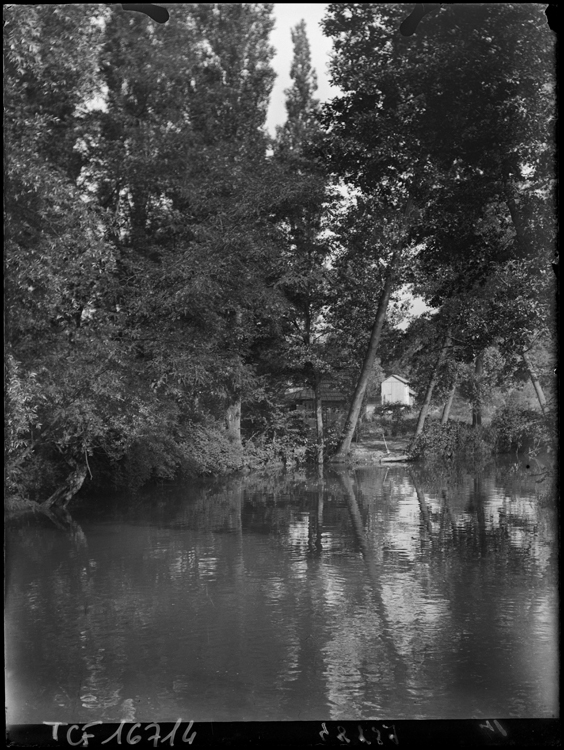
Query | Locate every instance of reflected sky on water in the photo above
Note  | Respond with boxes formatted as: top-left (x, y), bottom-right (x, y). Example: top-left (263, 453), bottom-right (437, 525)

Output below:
top-left (5, 461), bottom-right (558, 722)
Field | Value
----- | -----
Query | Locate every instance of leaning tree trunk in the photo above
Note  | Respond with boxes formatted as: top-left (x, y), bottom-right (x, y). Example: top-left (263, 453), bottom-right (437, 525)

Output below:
top-left (471, 350), bottom-right (485, 428)
top-left (414, 332), bottom-right (451, 437)
top-left (41, 459), bottom-right (88, 511)
top-left (330, 254), bottom-right (399, 462)
top-left (336, 470), bottom-right (403, 668)
top-left (441, 379), bottom-right (457, 425)
top-left (330, 198), bottom-right (415, 463)
top-left (40, 505), bottom-right (88, 546)
top-left (313, 375), bottom-right (324, 466)
top-left (521, 349), bottom-right (547, 415)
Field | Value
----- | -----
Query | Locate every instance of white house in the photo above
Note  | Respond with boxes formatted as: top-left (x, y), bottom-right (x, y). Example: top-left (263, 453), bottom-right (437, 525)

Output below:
top-left (381, 375), bottom-right (416, 407)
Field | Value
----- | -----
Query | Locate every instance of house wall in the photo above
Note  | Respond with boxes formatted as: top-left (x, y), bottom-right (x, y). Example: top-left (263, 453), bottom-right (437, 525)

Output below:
top-left (381, 380), bottom-right (410, 406)
top-left (365, 403), bottom-right (377, 419)
top-left (292, 400), bottom-right (344, 427)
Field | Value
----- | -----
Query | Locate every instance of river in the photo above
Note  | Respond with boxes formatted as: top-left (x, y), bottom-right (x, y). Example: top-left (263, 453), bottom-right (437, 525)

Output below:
top-left (5, 459), bottom-right (558, 723)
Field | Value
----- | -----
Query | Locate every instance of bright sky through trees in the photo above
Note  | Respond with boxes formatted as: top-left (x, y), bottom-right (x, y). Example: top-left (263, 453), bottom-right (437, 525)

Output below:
top-left (268, 4), bottom-right (428, 325)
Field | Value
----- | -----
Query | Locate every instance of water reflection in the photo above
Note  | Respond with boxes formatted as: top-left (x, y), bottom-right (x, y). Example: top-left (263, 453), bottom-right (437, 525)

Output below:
top-left (5, 462), bottom-right (558, 723)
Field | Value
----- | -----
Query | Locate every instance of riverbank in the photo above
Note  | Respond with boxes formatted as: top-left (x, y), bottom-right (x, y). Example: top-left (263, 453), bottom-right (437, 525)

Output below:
top-left (350, 436), bottom-right (412, 464)
top-left (4, 496), bottom-right (42, 518)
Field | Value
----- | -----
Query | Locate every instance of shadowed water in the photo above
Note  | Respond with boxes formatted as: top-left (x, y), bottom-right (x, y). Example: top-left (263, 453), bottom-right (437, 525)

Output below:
top-left (5, 460), bottom-right (558, 723)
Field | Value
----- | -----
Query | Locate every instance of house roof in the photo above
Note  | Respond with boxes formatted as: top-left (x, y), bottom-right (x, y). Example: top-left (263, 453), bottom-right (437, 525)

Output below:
top-left (382, 374), bottom-right (411, 385)
top-left (285, 382), bottom-right (346, 402)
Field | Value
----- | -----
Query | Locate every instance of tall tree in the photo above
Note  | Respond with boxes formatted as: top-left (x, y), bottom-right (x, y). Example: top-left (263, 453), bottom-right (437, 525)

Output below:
top-left (273, 20), bottom-right (336, 464)
top-left (5, 3), bottom-right (295, 502)
top-left (91, 3), bottom-right (280, 452)
top-left (276, 19), bottom-right (319, 154)
top-left (329, 200), bottom-right (417, 461)
top-left (319, 3), bottom-right (554, 458)
top-left (4, 5), bottom-right (161, 504)
top-left (320, 4), bottom-right (433, 460)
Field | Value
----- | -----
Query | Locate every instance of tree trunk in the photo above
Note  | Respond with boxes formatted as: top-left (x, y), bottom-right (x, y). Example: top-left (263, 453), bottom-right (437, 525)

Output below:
top-left (502, 164), bottom-right (532, 259)
top-left (330, 253), bottom-right (399, 462)
top-left (441, 379), bottom-right (457, 425)
top-left (522, 349), bottom-right (547, 415)
top-left (225, 398), bottom-right (242, 447)
top-left (41, 460), bottom-right (88, 511)
top-left (472, 476), bottom-right (488, 557)
top-left (39, 505), bottom-right (88, 546)
top-left (501, 161), bottom-right (534, 258)
top-left (414, 332), bottom-right (451, 437)
top-left (336, 470), bottom-right (404, 670)
top-left (330, 198), bottom-right (415, 463)
top-left (315, 480), bottom-right (324, 550)
top-left (412, 473), bottom-right (433, 535)
top-left (226, 309), bottom-right (244, 449)
top-left (471, 350), bottom-right (485, 427)
top-left (313, 375), bottom-right (324, 466)
top-left (308, 477), bottom-right (324, 554)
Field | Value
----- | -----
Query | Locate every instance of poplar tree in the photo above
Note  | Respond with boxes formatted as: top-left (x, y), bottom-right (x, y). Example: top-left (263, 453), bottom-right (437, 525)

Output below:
top-left (274, 21), bottom-right (335, 464)
top-left (93, 4), bottom-right (279, 451)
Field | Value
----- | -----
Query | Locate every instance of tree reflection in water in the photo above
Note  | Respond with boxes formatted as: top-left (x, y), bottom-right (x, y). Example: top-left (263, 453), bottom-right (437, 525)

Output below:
top-left (5, 460), bottom-right (558, 723)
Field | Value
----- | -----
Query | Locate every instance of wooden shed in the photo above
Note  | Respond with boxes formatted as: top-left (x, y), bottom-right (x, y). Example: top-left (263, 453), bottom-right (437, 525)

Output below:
top-left (285, 382), bottom-right (346, 426)
top-left (381, 374), bottom-right (416, 407)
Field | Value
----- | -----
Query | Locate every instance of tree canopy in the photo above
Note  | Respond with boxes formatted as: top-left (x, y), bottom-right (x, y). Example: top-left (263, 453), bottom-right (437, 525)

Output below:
top-left (5, 3), bottom-right (556, 506)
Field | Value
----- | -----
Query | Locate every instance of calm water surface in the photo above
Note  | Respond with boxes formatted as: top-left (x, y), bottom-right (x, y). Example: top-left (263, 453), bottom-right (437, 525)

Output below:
top-left (6, 462), bottom-right (558, 723)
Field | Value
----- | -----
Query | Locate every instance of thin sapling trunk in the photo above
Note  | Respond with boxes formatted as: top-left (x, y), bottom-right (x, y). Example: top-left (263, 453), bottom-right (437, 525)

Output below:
top-left (414, 332), bottom-right (451, 437)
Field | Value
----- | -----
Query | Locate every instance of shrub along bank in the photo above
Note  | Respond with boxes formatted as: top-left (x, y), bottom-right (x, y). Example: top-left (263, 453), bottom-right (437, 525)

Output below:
top-left (407, 404), bottom-right (555, 462)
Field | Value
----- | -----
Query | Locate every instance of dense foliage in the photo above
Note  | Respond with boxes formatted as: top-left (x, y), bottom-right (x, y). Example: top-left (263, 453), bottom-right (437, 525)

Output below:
top-left (408, 420), bottom-right (494, 462)
top-left (5, 3), bottom-right (556, 508)
top-left (318, 3), bottom-right (555, 452)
